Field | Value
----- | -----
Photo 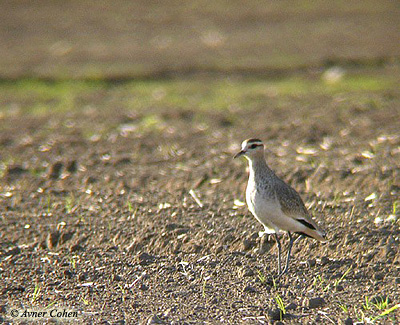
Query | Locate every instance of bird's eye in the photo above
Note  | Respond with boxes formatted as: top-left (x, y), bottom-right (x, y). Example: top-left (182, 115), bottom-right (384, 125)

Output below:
top-left (250, 144), bottom-right (257, 149)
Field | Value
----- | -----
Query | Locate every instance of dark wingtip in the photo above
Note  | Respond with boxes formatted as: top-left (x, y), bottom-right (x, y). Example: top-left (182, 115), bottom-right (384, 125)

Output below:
top-left (296, 218), bottom-right (316, 230)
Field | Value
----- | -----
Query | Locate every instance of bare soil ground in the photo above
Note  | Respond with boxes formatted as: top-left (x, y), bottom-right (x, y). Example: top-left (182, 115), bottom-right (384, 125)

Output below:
top-left (0, 1), bottom-right (400, 324)
top-left (0, 72), bottom-right (399, 323)
top-left (0, 0), bottom-right (399, 79)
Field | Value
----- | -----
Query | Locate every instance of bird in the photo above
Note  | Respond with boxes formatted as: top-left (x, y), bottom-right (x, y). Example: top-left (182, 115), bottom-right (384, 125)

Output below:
top-left (234, 138), bottom-right (327, 276)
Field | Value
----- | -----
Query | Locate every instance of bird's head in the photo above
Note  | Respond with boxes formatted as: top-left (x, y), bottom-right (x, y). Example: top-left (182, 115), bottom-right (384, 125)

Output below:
top-left (234, 138), bottom-right (264, 160)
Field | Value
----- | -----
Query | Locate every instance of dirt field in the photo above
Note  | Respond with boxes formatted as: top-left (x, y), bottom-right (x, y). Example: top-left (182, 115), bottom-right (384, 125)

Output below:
top-left (1, 71), bottom-right (399, 323)
top-left (1, 0), bottom-right (399, 79)
top-left (1, 1), bottom-right (400, 324)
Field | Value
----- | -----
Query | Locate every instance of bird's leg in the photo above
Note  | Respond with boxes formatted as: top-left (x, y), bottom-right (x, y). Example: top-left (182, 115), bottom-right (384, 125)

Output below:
top-left (279, 232), bottom-right (294, 276)
top-left (274, 233), bottom-right (282, 275)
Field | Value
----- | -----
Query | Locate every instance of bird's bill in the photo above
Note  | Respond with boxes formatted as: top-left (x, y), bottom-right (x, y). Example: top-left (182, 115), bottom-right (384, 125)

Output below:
top-left (234, 150), bottom-right (245, 159)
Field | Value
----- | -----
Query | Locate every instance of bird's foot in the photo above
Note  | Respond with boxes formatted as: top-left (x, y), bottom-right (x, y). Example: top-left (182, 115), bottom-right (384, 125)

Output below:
top-left (275, 266), bottom-right (289, 279)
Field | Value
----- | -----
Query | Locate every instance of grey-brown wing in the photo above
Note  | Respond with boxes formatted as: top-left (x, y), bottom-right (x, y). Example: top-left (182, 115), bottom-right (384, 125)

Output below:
top-left (274, 178), bottom-right (320, 230)
top-left (274, 178), bottom-right (308, 215)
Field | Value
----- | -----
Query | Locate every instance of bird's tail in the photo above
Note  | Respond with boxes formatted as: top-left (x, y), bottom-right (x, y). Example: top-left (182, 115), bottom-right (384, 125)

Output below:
top-left (296, 229), bottom-right (327, 242)
top-left (295, 218), bottom-right (327, 242)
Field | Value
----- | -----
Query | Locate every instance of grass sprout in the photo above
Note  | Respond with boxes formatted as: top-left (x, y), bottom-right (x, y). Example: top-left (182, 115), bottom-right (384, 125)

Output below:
top-left (31, 283), bottom-right (41, 303)
top-left (275, 294), bottom-right (286, 321)
top-left (392, 201), bottom-right (400, 215)
top-left (338, 303), bottom-right (348, 314)
top-left (334, 266), bottom-right (352, 287)
top-left (356, 296), bottom-right (398, 323)
top-left (65, 194), bottom-right (75, 213)
top-left (313, 274), bottom-right (329, 291)
top-left (354, 306), bottom-right (368, 323)
top-left (118, 284), bottom-right (126, 302)
top-left (362, 296), bottom-right (371, 311)
top-left (257, 270), bottom-right (268, 285)
top-left (69, 256), bottom-right (78, 269)
top-left (127, 202), bottom-right (138, 219)
top-left (202, 278), bottom-right (207, 298)
top-left (127, 201), bottom-right (134, 212)
top-left (45, 301), bottom-right (57, 309)
top-left (81, 297), bottom-right (90, 305)
top-left (271, 276), bottom-right (278, 289)
top-left (372, 304), bottom-right (400, 322)
top-left (371, 296), bottom-right (389, 310)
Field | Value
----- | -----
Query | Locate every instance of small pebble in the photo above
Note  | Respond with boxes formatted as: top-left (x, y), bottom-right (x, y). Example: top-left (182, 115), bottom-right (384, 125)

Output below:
top-left (344, 234), bottom-right (353, 245)
top-left (70, 244), bottom-right (83, 252)
top-left (268, 308), bottom-right (283, 321)
top-left (64, 270), bottom-right (73, 279)
top-left (307, 259), bottom-right (316, 268)
top-left (210, 297), bottom-right (219, 305)
top-left (191, 244), bottom-right (203, 253)
top-left (242, 238), bottom-right (256, 251)
top-left (59, 232), bottom-right (74, 245)
top-left (306, 297), bottom-right (326, 309)
top-left (147, 314), bottom-right (164, 324)
top-left (243, 285), bottom-right (256, 293)
top-left (344, 317), bottom-right (353, 325)
top-left (373, 272), bottom-right (384, 281)
top-left (335, 285), bottom-right (344, 292)
top-left (46, 231), bottom-right (60, 249)
top-left (223, 234), bottom-right (235, 243)
top-left (114, 320), bottom-right (125, 325)
top-left (138, 252), bottom-right (156, 266)
top-left (48, 162), bottom-right (63, 179)
top-left (163, 307), bottom-right (175, 317)
top-left (140, 284), bottom-right (149, 291)
top-left (66, 160), bottom-right (77, 173)
top-left (239, 267), bottom-right (254, 277)
top-left (5, 247), bottom-right (21, 256)
top-left (215, 245), bottom-right (224, 254)
top-left (5, 165), bottom-right (27, 178)
top-left (383, 244), bottom-right (394, 258)
top-left (320, 256), bottom-right (330, 265)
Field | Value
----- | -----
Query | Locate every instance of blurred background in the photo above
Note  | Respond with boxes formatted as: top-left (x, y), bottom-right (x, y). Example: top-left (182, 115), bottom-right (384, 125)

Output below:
top-left (1, 0), bottom-right (399, 80)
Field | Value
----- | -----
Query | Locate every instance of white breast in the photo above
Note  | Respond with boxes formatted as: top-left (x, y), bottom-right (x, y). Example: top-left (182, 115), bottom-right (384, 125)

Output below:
top-left (246, 182), bottom-right (282, 234)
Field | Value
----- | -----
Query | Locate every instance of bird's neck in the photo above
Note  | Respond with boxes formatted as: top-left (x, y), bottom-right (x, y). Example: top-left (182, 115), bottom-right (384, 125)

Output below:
top-left (247, 154), bottom-right (274, 180)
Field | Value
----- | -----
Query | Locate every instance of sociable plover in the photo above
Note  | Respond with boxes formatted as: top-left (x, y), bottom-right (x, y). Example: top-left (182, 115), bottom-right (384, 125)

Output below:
top-left (234, 139), bottom-right (327, 276)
